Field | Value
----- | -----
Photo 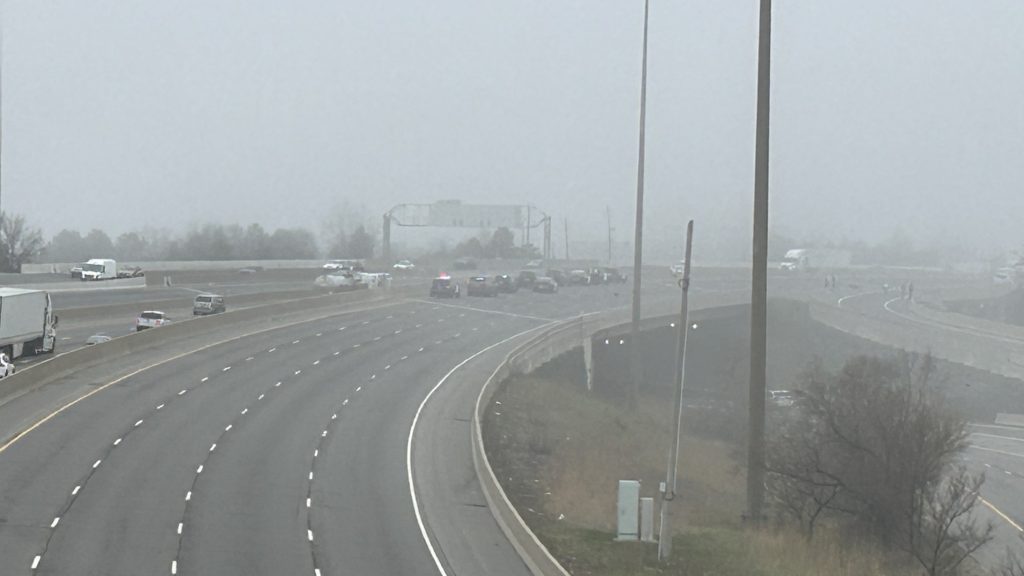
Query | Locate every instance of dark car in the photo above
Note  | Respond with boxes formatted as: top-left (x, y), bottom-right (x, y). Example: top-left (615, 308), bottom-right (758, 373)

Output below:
top-left (495, 274), bottom-right (518, 293)
top-left (533, 277), bottom-right (558, 293)
top-left (467, 276), bottom-right (499, 297)
top-left (567, 269), bottom-right (591, 285)
top-left (516, 270), bottom-right (538, 289)
top-left (601, 267), bottom-right (627, 284)
top-left (545, 269), bottom-right (567, 286)
top-left (453, 258), bottom-right (478, 270)
top-left (430, 277), bottom-right (461, 298)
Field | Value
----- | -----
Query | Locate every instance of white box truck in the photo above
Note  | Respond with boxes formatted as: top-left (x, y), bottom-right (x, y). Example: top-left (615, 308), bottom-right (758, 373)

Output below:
top-left (0, 288), bottom-right (58, 359)
top-left (80, 258), bottom-right (117, 280)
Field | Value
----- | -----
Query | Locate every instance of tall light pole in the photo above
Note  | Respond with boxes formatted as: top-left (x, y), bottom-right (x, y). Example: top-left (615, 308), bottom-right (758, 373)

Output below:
top-left (607, 206), bottom-right (613, 264)
top-left (629, 0), bottom-right (651, 410)
top-left (658, 220), bottom-right (694, 560)
top-left (747, 0), bottom-right (773, 523)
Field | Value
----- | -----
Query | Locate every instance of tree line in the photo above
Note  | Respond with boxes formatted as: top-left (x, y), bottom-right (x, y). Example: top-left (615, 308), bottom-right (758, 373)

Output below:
top-left (0, 211), bottom-right (378, 272)
top-left (41, 223), bottom-right (376, 263)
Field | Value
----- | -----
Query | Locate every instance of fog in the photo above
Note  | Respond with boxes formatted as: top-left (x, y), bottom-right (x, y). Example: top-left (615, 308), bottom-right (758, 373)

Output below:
top-left (3, 1), bottom-right (1022, 260)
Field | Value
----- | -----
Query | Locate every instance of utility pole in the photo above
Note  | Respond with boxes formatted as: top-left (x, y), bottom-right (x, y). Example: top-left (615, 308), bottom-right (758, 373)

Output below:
top-left (747, 0), bottom-right (773, 524)
top-left (629, 0), bottom-right (651, 411)
top-left (658, 220), bottom-right (694, 561)
top-left (382, 213), bottom-right (392, 263)
top-left (526, 205), bottom-right (531, 247)
top-left (607, 206), bottom-right (613, 264)
top-left (564, 217), bottom-right (570, 260)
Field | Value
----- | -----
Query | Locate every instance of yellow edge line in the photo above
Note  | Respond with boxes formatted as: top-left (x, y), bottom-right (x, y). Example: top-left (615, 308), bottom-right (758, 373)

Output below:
top-left (980, 496), bottom-right (1024, 533)
top-left (0, 298), bottom-right (409, 455)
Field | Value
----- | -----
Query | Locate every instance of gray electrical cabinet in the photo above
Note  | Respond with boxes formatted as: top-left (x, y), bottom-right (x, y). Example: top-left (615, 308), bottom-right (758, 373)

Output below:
top-left (616, 480), bottom-right (640, 541)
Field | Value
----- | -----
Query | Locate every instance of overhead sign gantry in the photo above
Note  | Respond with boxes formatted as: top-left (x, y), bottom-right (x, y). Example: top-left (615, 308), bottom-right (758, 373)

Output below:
top-left (382, 200), bottom-right (551, 261)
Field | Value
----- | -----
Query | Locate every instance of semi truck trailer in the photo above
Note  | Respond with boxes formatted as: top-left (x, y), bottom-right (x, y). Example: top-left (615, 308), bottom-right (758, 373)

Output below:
top-left (0, 288), bottom-right (58, 359)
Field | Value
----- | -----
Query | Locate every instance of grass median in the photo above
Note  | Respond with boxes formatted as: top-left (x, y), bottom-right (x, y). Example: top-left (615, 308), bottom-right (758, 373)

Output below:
top-left (482, 351), bottom-right (918, 576)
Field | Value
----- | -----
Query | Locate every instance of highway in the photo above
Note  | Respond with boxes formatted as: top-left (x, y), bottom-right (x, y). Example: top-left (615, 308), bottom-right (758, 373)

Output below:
top-left (3, 265), bottom-right (1021, 574)
top-left (0, 278), bottom-right (672, 576)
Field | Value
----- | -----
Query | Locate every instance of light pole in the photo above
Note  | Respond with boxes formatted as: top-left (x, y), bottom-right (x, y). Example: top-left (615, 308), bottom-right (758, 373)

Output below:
top-left (658, 220), bottom-right (694, 560)
top-left (629, 0), bottom-right (651, 411)
top-left (747, 0), bottom-right (773, 523)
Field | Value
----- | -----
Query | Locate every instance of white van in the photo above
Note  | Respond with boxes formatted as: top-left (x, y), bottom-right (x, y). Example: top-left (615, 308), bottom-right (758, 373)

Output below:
top-left (193, 294), bottom-right (226, 315)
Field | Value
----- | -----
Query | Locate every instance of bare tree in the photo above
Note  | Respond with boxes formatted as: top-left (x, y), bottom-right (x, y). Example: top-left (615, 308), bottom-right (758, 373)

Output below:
top-left (766, 353), bottom-right (993, 573)
top-left (0, 212), bottom-right (45, 272)
top-left (995, 552), bottom-right (1024, 576)
top-left (908, 466), bottom-right (993, 576)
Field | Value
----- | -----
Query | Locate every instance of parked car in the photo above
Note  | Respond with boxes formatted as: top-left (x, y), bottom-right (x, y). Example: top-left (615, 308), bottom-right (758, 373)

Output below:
top-left (567, 269), bottom-right (591, 285)
top-left (323, 259), bottom-right (364, 272)
top-left (525, 259), bottom-right (544, 269)
top-left (467, 276), bottom-right (500, 297)
top-left (430, 276), bottom-right (461, 298)
top-left (393, 259), bottom-right (416, 271)
top-left (545, 269), bottom-right (567, 286)
top-left (193, 293), bottom-right (226, 315)
top-left (85, 334), bottom-right (112, 346)
top-left (533, 277), bottom-right (558, 293)
top-left (601, 267), bottom-right (627, 284)
top-left (314, 272), bottom-right (364, 292)
top-left (0, 353), bottom-right (15, 379)
top-left (453, 258), bottom-right (478, 270)
top-left (670, 260), bottom-right (686, 277)
top-left (516, 270), bottom-right (538, 289)
top-left (136, 310), bottom-right (171, 332)
top-left (494, 274), bottom-right (518, 293)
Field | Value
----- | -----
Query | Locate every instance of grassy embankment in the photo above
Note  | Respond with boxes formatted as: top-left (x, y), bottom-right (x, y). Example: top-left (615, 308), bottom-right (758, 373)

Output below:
top-left (483, 356), bottom-right (919, 576)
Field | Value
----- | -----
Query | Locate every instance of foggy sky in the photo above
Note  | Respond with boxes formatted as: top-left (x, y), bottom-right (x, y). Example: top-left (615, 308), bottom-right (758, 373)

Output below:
top-left (3, 1), bottom-right (1022, 260)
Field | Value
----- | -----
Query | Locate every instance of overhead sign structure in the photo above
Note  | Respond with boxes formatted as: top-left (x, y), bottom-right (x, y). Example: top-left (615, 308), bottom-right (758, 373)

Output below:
top-left (383, 201), bottom-right (550, 261)
top-left (389, 201), bottom-right (525, 229)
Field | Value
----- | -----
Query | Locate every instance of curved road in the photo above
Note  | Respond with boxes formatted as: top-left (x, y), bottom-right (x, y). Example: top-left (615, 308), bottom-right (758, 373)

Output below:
top-left (0, 282), bottom-right (654, 576)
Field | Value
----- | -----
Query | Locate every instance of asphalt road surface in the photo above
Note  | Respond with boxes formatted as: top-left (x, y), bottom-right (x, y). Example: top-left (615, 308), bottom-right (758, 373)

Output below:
top-left (0, 280), bottom-right (674, 576)
top-left (4, 267), bottom-right (1019, 575)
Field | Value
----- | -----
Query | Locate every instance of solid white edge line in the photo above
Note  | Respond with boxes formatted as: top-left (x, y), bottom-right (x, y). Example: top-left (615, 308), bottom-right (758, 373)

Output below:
top-left (406, 322), bottom-right (555, 576)
top-left (980, 496), bottom-right (1024, 532)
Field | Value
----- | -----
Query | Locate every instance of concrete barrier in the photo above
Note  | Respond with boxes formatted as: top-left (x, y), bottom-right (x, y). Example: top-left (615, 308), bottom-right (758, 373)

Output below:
top-left (1, 284), bottom-right (425, 407)
top-left (472, 312), bottom-right (634, 576)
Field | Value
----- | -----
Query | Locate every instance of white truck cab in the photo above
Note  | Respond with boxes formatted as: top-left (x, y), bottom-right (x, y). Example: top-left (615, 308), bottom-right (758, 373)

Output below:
top-left (80, 258), bottom-right (117, 280)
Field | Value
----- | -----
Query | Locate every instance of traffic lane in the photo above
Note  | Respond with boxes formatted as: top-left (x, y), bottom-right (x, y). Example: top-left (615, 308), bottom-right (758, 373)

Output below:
top-left (51, 275), bottom-right (423, 311)
top-left (50, 280), bottom-right (311, 311)
top-left (412, 334), bottom-right (536, 576)
top-left (37, 305), bottom-right (451, 576)
top-left (13, 307), bottom-right (195, 368)
top-left (183, 310), bottom-right (507, 576)
top-left (963, 431), bottom-right (1024, 562)
top-left (0, 302), bottom-right (437, 574)
top-left (312, 313), bottom-right (541, 576)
